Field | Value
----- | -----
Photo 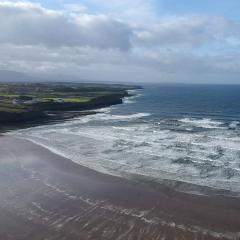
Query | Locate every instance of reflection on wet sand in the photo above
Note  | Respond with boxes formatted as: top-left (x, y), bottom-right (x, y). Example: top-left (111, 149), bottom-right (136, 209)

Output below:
top-left (1, 136), bottom-right (240, 240)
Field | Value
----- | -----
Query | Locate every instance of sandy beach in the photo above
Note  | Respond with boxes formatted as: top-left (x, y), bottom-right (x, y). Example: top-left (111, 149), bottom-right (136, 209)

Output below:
top-left (1, 136), bottom-right (240, 240)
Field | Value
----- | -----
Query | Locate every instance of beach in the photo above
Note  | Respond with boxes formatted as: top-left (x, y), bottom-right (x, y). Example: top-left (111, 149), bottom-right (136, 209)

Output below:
top-left (1, 0), bottom-right (240, 238)
top-left (1, 136), bottom-right (240, 240)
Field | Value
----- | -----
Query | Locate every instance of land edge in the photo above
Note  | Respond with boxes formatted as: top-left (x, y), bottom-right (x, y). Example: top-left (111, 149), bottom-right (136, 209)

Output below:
top-left (0, 86), bottom-right (141, 133)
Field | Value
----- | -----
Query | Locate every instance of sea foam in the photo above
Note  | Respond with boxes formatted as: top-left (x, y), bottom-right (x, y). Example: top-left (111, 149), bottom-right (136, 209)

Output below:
top-left (7, 88), bottom-right (240, 195)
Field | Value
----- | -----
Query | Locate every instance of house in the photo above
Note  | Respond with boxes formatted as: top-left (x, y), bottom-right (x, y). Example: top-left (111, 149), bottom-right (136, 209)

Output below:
top-left (55, 98), bottom-right (65, 103)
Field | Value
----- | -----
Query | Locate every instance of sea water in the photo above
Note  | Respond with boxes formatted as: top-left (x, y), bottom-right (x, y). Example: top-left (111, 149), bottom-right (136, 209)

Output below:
top-left (9, 84), bottom-right (240, 194)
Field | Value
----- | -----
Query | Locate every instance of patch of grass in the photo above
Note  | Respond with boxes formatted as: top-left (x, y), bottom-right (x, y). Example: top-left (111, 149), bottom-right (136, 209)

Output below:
top-left (41, 97), bottom-right (91, 103)
top-left (0, 99), bottom-right (29, 113)
top-left (63, 97), bottom-right (90, 103)
top-left (0, 105), bottom-right (27, 113)
top-left (0, 82), bottom-right (136, 118)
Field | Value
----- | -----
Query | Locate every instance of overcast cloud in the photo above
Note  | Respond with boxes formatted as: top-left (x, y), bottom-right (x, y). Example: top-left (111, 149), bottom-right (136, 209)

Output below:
top-left (0, 0), bottom-right (240, 83)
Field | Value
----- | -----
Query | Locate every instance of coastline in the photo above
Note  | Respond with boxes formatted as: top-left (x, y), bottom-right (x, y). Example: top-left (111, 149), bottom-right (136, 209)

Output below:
top-left (0, 110), bottom-right (99, 133)
top-left (0, 99), bottom-right (131, 134)
top-left (1, 136), bottom-right (240, 240)
top-left (0, 84), bottom-right (139, 133)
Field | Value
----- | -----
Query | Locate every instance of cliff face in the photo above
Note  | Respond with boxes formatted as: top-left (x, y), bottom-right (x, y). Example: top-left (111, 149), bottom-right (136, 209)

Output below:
top-left (34, 93), bottom-right (125, 111)
top-left (0, 110), bottom-right (46, 124)
top-left (0, 93), bottom-right (126, 126)
top-left (0, 81), bottom-right (139, 129)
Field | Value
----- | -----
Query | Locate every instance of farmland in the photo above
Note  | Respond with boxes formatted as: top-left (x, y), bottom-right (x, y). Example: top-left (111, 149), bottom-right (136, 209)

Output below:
top-left (0, 82), bottom-right (140, 127)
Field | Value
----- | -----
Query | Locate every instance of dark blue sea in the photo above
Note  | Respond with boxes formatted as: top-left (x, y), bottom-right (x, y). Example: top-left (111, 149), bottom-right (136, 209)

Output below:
top-left (10, 84), bottom-right (240, 194)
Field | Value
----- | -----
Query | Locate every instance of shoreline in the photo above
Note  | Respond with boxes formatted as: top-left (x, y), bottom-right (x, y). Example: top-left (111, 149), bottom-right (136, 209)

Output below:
top-left (12, 133), bottom-right (240, 199)
top-left (1, 136), bottom-right (240, 240)
top-left (0, 85), bottom-right (139, 133)
top-left (0, 110), bottom-right (100, 133)
top-left (10, 126), bottom-right (240, 199)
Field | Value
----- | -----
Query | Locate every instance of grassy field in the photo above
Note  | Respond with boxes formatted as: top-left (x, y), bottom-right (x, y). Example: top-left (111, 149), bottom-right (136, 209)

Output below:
top-left (0, 83), bottom-right (129, 113)
top-left (42, 96), bottom-right (90, 103)
top-left (0, 82), bottom-right (140, 124)
top-left (0, 99), bottom-right (28, 113)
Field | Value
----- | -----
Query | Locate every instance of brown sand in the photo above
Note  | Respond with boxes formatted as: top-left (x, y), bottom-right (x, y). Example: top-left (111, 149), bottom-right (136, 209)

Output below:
top-left (0, 136), bottom-right (240, 240)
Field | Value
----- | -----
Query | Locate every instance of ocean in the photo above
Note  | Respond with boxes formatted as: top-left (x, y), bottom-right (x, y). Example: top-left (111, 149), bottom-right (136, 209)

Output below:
top-left (9, 84), bottom-right (240, 194)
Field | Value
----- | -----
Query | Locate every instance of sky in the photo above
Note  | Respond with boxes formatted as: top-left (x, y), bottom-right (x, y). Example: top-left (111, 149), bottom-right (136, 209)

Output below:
top-left (0, 0), bottom-right (240, 83)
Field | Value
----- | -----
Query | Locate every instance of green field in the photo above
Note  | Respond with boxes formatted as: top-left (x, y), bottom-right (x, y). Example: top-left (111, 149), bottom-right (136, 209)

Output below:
top-left (0, 83), bottom-right (128, 113)
top-left (0, 82), bottom-right (140, 125)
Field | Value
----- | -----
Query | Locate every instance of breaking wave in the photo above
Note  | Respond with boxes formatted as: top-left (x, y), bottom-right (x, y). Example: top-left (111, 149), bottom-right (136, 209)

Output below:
top-left (7, 85), bottom-right (240, 195)
top-left (178, 118), bottom-right (225, 129)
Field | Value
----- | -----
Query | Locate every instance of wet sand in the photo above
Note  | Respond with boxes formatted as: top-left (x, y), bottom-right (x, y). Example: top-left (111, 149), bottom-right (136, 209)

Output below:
top-left (0, 136), bottom-right (240, 240)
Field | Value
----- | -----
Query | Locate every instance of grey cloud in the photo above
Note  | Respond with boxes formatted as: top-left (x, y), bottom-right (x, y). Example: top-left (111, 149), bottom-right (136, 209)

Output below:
top-left (0, 2), bottom-right (132, 50)
top-left (1, 43), bottom-right (240, 83)
top-left (134, 16), bottom-right (240, 48)
top-left (1, 2), bottom-right (240, 84)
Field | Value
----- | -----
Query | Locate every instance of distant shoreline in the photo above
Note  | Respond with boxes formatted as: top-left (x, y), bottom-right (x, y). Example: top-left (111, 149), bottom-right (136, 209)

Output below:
top-left (0, 83), bottom-right (142, 133)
